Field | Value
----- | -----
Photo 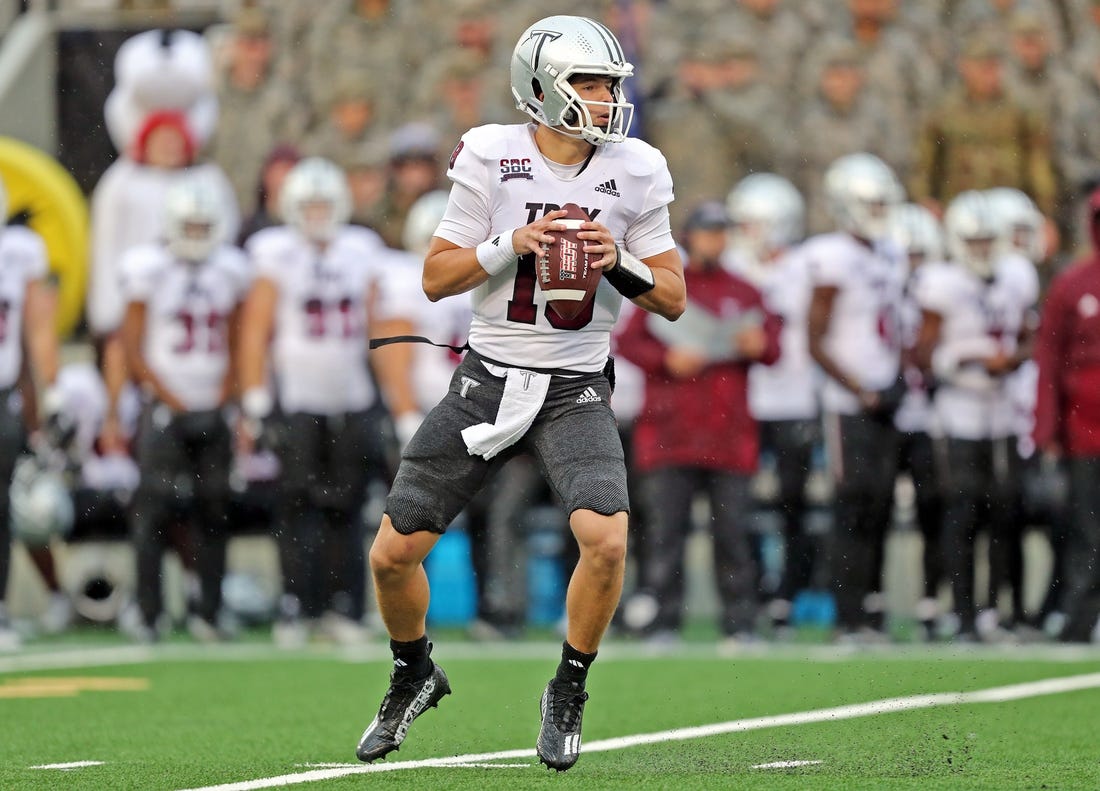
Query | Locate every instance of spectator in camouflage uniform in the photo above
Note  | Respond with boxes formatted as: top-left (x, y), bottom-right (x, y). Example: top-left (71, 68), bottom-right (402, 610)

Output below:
top-left (817, 0), bottom-right (941, 175)
top-left (305, 0), bottom-right (425, 127)
top-left (646, 30), bottom-right (787, 229)
top-left (301, 72), bottom-right (382, 168)
top-left (726, 0), bottom-right (812, 94)
top-left (207, 9), bottom-right (307, 217)
top-left (367, 122), bottom-right (442, 249)
top-left (792, 38), bottom-right (903, 234)
top-left (950, 0), bottom-right (1066, 54)
top-left (909, 32), bottom-right (1058, 218)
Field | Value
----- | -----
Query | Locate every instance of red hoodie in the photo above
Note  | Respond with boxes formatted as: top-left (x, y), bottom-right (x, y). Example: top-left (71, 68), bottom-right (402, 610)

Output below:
top-left (616, 263), bottom-right (781, 473)
top-left (1033, 187), bottom-right (1100, 456)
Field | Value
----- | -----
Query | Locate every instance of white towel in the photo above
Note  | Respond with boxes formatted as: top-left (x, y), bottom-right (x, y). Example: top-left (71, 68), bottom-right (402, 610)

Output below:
top-left (461, 367), bottom-right (551, 460)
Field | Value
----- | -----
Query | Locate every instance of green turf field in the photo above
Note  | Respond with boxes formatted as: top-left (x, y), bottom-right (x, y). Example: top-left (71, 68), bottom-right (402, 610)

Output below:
top-left (3, 640), bottom-right (1100, 790)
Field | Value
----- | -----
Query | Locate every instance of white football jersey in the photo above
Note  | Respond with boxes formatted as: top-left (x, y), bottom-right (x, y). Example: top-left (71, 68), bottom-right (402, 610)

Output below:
top-left (88, 159), bottom-right (240, 335)
top-left (726, 245), bottom-right (818, 421)
top-left (893, 265), bottom-right (934, 435)
top-left (435, 123), bottom-right (676, 373)
top-left (372, 246), bottom-right (472, 412)
top-left (248, 225), bottom-right (384, 415)
top-left (121, 243), bottom-right (251, 411)
top-left (0, 226), bottom-right (48, 389)
top-left (805, 232), bottom-right (908, 416)
top-left (914, 254), bottom-right (1039, 440)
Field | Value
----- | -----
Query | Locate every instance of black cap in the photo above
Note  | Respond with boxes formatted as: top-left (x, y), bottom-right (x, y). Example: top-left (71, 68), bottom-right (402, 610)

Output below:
top-left (684, 200), bottom-right (730, 232)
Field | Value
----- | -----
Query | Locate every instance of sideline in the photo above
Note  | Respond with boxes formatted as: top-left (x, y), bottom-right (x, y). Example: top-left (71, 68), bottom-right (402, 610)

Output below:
top-left (177, 671), bottom-right (1100, 791)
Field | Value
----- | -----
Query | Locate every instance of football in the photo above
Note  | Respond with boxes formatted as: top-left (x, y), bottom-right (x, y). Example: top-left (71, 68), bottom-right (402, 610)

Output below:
top-left (538, 203), bottom-right (601, 320)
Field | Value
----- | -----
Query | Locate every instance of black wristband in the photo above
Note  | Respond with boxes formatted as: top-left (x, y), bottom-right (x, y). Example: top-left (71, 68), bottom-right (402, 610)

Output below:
top-left (603, 246), bottom-right (655, 298)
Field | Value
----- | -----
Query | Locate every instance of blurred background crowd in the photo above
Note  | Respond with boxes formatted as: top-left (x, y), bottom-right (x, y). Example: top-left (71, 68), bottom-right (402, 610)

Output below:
top-left (0, 0), bottom-right (1099, 652)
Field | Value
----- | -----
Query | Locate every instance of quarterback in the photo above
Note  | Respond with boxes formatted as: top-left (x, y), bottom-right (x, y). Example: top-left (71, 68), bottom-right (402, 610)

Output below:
top-left (356, 14), bottom-right (685, 772)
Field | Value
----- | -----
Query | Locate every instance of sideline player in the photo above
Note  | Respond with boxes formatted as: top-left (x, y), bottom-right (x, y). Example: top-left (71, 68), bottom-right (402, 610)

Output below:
top-left (355, 15), bottom-right (685, 772)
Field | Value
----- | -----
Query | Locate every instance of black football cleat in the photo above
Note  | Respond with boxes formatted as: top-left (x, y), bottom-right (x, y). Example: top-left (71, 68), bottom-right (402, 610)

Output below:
top-left (536, 678), bottom-right (589, 772)
top-left (355, 662), bottom-right (451, 762)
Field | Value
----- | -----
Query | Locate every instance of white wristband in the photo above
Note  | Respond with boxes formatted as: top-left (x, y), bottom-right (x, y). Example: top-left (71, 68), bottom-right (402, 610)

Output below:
top-left (475, 229), bottom-right (518, 275)
top-left (241, 387), bottom-right (273, 420)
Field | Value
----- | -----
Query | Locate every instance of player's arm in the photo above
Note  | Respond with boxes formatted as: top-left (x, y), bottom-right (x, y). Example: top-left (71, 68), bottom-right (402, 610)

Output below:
top-left (23, 277), bottom-right (58, 390)
top-left (121, 301), bottom-right (186, 412)
top-left (221, 302), bottom-right (244, 406)
top-left (913, 308), bottom-right (943, 374)
top-left (807, 284), bottom-right (877, 411)
top-left (367, 278), bottom-right (419, 421)
top-left (237, 276), bottom-right (277, 418)
top-left (422, 209), bottom-right (570, 301)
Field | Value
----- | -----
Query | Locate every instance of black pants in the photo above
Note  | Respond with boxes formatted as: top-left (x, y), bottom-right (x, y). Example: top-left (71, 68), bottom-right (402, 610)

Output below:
top-left (639, 466), bottom-right (757, 635)
top-left (897, 431), bottom-right (943, 600)
top-left (130, 405), bottom-right (231, 626)
top-left (759, 419), bottom-right (819, 602)
top-left (826, 413), bottom-right (900, 630)
top-left (937, 436), bottom-right (1022, 630)
top-left (0, 391), bottom-right (24, 603)
top-left (271, 407), bottom-right (388, 619)
top-left (1062, 456), bottom-right (1100, 639)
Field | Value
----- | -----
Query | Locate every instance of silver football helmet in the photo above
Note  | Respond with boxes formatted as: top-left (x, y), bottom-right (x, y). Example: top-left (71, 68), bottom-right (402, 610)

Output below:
top-left (726, 173), bottom-right (805, 262)
top-left (984, 187), bottom-right (1044, 263)
top-left (511, 15), bottom-right (635, 145)
top-left (9, 455), bottom-right (74, 548)
top-left (163, 174), bottom-right (229, 262)
top-left (279, 157), bottom-right (352, 243)
top-left (402, 190), bottom-right (450, 257)
top-left (944, 190), bottom-right (1002, 280)
top-left (889, 202), bottom-right (944, 267)
top-left (823, 153), bottom-right (904, 240)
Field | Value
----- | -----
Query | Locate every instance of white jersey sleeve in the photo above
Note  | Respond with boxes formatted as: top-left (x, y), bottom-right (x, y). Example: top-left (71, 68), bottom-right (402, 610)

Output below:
top-left (119, 244), bottom-right (166, 304)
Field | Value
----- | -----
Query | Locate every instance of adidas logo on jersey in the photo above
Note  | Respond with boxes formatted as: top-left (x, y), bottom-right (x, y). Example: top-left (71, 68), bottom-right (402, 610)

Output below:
top-left (594, 179), bottom-right (620, 197)
top-left (575, 387), bottom-right (602, 404)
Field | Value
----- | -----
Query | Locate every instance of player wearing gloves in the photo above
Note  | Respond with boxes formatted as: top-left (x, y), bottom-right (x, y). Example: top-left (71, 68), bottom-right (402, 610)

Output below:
top-left (238, 157), bottom-right (406, 647)
top-left (354, 15), bottom-right (685, 772)
top-left (120, 174), bottom-right (249, 642)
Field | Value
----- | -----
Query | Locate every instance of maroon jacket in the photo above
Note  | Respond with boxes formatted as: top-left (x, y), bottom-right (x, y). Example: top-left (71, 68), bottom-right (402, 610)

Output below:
top-left (1034, 187), bottom-right (1100, 457)
top-left (617, 263), bottom-right (781, 474)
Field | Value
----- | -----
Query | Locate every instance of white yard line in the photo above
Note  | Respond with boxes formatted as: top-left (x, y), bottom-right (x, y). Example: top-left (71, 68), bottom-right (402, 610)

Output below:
top-left (752, 760), bottom-right (823, 769)
top-left (177, 671), bottom-right (1100, 791)
top-left (4, 640), bottom-right (1100, 676)
top-left (30, 760), bottom-right (105, 770)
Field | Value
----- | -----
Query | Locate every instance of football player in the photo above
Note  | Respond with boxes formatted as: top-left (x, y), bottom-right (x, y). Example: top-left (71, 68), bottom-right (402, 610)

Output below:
top-left (805, 152), bottom-right (908, 642)
top-left (120, 174), bottom-right (250, 642)
top-left (238, 157), bottom-right (397, 647)
top-left (914, 190), bottom-right (1039, 641)
top-left (354, 15), bottom-right (685, 771)
top-left (724, 173), bottom-right (819, 631)
top-left (0, 173), bottom-right (60, 649)
top-left (888, 202), bottom-right (947, 639)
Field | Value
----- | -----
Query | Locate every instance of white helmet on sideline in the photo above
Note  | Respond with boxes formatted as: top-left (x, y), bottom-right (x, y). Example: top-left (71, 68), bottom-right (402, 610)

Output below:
top-left (823, 153), bottom-right (904, 240)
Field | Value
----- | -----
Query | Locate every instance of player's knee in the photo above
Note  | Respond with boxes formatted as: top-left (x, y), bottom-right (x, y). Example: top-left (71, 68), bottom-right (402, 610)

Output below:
top-left (573, 511), bottom-right (628, 571)
top-left (369, 515), bottom-right (432, 579)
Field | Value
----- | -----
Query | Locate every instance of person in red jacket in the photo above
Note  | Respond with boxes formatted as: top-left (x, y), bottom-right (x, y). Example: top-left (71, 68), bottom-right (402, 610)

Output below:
top-left (1033, 186), bottom-right (1100, 642)
top-left (616, 201), bottom-right (781, 644)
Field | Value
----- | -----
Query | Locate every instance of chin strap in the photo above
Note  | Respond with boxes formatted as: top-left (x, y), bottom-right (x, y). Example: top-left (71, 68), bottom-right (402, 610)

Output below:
top-left (603, 247), bottom-right (655, 298)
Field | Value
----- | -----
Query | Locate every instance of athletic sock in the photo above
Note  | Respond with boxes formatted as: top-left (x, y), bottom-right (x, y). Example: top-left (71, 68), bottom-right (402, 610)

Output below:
top-left (390, 635), bottom-right (432, 680)
top-left (555, 640), bottom-right (597, 687)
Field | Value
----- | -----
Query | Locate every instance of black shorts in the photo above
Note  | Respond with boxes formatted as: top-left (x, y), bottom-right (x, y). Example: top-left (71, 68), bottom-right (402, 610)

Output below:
top-left (386, 351), bottom-right (628, 535)
top-left (133, 404), bottom-right (231, 502)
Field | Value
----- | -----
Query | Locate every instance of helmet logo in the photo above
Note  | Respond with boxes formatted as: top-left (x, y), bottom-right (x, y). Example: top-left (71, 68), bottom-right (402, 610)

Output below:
top-left (526, 29), bottom-right (563, 71)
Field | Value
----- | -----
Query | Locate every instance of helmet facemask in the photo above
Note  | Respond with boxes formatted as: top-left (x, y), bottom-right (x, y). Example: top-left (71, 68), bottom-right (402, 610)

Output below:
top-left (537, 68), bottom-right (634, 145)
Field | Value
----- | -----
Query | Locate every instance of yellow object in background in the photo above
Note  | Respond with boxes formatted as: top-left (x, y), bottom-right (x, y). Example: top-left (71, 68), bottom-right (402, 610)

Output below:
top-left (0, 136), bottom-right (88, 338)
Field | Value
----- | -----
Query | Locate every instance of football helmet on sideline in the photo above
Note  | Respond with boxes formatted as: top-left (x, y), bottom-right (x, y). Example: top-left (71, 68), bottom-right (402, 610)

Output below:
top-left (984, 187), bottom-right (1045, 263)
top-left (163, 174), bottom-right (229, 262)
top-left (726, 173), bottom-right (805, 263)
top-left (279, 157), bottom-right (352, 243)
top-left (944, 190), bottom-right (1002, 280)
top-left (889, 202), bottom-right (944, 267)
top-left (402, 190), bottom-right (451, 257)
top-left (9, 454), bottom-right (74, 548)
top-left (510, 15), bottom-right (634, 145)
top-left (823, 153), bottom-right (904, 241)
